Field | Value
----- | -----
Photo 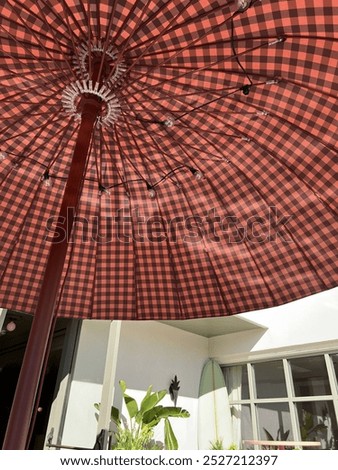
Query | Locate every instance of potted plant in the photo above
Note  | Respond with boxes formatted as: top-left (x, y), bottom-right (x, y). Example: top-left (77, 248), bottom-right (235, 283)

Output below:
top-left (95, 380), bottom-right (190, 450)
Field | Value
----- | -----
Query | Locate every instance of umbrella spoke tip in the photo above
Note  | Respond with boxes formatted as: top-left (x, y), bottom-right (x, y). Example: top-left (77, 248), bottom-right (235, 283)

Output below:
top-left (0, 150), bottom-right (8, 161)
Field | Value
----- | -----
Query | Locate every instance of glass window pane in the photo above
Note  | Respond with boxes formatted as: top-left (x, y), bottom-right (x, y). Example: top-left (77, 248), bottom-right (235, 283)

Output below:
top-left (257, 403), bottom-right (293, 444)
top-left (239, 405), bottom-right (253, 449)
top-left (290, 356), bottom-right (331, 396)
top-left (254, 360), bottom-right (287, 398)
top-left (296, 401), bottom-right (338, 450)
top-left (223, 365), bottom-right (249, 400)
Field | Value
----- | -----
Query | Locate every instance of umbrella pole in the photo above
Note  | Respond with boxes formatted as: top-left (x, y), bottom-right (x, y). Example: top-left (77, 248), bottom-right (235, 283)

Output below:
top-left (2, 96), bottom-right (102, 450)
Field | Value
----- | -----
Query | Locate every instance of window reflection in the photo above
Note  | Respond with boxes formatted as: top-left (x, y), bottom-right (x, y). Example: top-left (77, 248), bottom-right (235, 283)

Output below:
top-left (290, 356), bottom-right (331, 396)
top-left (254, 361), bottom-right (287, 398)
top-left (256, 403), bottom-right (293, 443)
top-left (296, 401), bottom-right (338, 450)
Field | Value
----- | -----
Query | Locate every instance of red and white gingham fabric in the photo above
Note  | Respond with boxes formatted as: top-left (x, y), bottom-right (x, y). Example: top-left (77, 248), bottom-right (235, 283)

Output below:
top-left (0, 0), bottom-right (337, 320)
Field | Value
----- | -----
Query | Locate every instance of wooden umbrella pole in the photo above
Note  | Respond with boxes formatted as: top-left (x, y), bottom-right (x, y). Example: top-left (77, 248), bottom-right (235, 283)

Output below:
top-left (2, 95), bottom-right (102, 450)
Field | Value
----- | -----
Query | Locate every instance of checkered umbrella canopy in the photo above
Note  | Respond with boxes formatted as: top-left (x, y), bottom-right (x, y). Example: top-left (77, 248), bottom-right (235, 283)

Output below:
top-left (0, 0), bottom-right (337, 320)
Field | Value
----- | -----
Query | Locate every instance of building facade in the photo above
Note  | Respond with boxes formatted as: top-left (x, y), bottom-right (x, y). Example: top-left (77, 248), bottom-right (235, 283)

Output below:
top-left (0, 287), bottom-right (337, 450)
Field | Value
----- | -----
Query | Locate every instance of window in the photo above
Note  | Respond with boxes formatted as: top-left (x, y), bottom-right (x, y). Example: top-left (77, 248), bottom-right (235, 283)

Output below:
top-left (223, 353), bottom-right (338, 450)
top-left (290, 356), bottom-right (331, 396)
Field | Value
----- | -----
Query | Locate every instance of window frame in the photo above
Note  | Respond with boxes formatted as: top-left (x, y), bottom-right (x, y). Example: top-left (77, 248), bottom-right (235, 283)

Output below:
top-left (223, 352), bottom-right (338, 449)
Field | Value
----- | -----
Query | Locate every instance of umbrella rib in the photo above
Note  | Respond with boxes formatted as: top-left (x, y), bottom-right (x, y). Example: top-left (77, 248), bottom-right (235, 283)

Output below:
top-left (0, 95), bottom-right (59, 136)
top-left (25, 118), bottom-right (78, 164)
top-left (198, 110), bottom-right (337, 216)
top-left (0, 59), bottom-right (67, 88)
top-left (127, 78), bottom-right (269, 129)
top-left (51, 0), bottom-right (87, 40)
top-left (125, 0), bottom-right (235, 54)
top-left (120, 118), bottom-right (188, 185)
top-left (5, 0), bottom-right (75, 82)
top-left (129, 76), bottom-right (240, 105)
top-left (122, 0), bottom-right (195, 54)
top-left (88, 207), bottom-right (99, 321)
top-left (107, 0), bottom-right (154, 84)
top-left (100, 128), bottom-right (129, 194)
top-left (0, 114), bottom-right (66, 147)
top-left (126, 80), bottom-right (200, 118)
top-left (114, 0), bottom-right (152, 58)
top-left (215, 155), bottom-right (330, 293)
top-left (119, 0), bottom-right (198, 80)
top-left (175, 81), bottom-right (271, 121)
top-left (226, 93), bottom-right (338, 153)
top-left (0, 23), bottom-right (67, 84)
top-left (92, 125), bottom-right (101, 185)
top-left (95, 0), bottom-right (101, 39)
top-left (124, 62), bottom-right (280, 98)
top-left (57, 0), bottom-right (85, 81)
top-left (18, 111), bottom-right (64, 159)
top-left (126, 88), bottom-right (240, 164)
top-left (0, 78), bottom-right (60, 101)
top-left (45, 122), bottom-right (80, 173)
top-left (113, 124), bottom-right (148, 183)
top-left (131, 119), bottom-right (225, 165)
top-left (28, 6), bottom-right (78, 83)
top-left (124, 9), bottom-right (239, 83)
top-left (0, 4), bottom-right (69, 49)
top-left (96, 0), bottom-right (120, 86)
top-left (87, 0), bottom-right (92, 81)
top-left (131, 34), bottom-right (284, 59)
top-left (282, 78), bottom-right (337, 101)
top-left (240, 135), bottom-right (337, 217)
top-left (119, 112), bottom-right (158, 185)
top-left (127, 36), bottom-right (276, 92)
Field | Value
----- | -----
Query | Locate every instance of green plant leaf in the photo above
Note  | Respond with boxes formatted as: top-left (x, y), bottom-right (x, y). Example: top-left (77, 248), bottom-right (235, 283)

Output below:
top-left (263, 428), bottom-right (274, 441)
top-left (140, 390), bottom-right (167, 415)
top-left (119, 380), bottom-right (138, 419)
top-left (143, 406), bottom-right (189, 428)
top-left (124, 394), bottom-right (138, 419)
top-left (111, 406), bottom-right (120, 425)
top-left (303, 410), bottom-right (314, 430)
top-left (164, 418), bottom-right (178, 450)
top-left (139, 385), bottom-right (153, 411)
top-left (281, 429), bottom-right (290, 441)
top-left (94, 402), bottom-right (120, 425)
top-left (209, 439), bottom-right (224, 450)
top-left (142, 405), bottom-right (163, 427)
top-left (119, 380), bottom-right (127, 393)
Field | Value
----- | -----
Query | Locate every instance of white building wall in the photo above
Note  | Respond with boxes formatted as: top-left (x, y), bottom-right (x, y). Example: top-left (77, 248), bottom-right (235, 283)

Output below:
top-left (210, 288), bottom-right (338, 365)
top-left (60, 320), bottom-right (112, 448)
top-left (58, 319), bottom-right (209, 450)
top-left (114, 321), bottom-right (209, 450)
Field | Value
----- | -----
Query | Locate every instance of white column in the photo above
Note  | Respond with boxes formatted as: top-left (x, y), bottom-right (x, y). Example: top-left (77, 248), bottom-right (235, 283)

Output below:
top-left (0, 308), bottom-right (7, 330)
top-left (96, 320), bottom-right (122, 449)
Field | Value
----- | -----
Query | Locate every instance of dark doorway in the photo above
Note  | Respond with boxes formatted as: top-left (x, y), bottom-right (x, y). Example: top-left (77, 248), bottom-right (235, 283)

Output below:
top-left (0, 311), bottom-right (73, 449)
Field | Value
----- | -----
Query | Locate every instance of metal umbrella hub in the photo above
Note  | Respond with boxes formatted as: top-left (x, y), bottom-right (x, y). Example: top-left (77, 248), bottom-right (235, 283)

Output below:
top-left (62, 42), bottom-right (125, 127)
